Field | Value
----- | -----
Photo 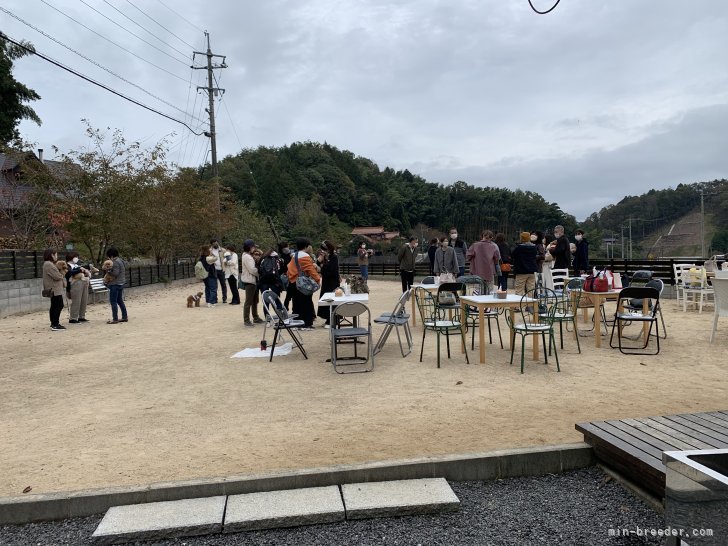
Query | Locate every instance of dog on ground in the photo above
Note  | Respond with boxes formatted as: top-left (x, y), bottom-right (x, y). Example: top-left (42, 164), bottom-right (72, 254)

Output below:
top-left (187, 292), bottom-right (203, 308)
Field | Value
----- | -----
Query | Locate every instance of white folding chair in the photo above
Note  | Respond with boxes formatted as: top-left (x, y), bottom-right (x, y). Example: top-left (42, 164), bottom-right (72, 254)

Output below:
top-left (710, 278), bottom-right (728, 343)
top-left (550, 268), bottom-right (569, 293)
top-left (683, 266), bottom-right (714, 313)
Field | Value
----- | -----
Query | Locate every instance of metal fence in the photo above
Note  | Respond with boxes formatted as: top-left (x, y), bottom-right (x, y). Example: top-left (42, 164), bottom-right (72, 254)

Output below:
top-left (0, 250), bottom-right (195, 287)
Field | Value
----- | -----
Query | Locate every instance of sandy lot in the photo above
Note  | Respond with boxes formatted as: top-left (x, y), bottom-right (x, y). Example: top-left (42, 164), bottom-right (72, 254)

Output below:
top-left (1, 278), bottom-right (726, 497)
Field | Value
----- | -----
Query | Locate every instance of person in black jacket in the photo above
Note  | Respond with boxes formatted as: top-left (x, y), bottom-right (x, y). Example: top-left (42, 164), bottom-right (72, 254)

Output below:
top-left (572, 229), bottom-right (589, 275)
top-left (427, 238), bottom-right (438, 275)
top-left (316, 240), bottom-right (341, 326)
top-left (199, 245), bottom-right (218, 306)
top-left (511, 232), bottom-right (538, 295)
top-left (548, 225), bottom-right (571, 270)
top-left (494, 233), bottom-right (511, 291)
top-left (279, 242), bottom-right (293, 310)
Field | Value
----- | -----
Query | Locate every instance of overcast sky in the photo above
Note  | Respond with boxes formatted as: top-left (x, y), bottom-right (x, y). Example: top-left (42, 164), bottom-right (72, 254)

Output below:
top-left (4, 0), bottom-right (727, 220)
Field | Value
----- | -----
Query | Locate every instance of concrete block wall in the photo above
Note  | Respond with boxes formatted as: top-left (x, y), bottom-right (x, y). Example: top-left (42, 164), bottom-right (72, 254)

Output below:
top-left (0, 278), bottom-right (45, 319)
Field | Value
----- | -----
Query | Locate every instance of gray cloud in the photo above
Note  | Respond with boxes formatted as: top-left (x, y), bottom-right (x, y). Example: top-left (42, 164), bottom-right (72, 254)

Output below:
top-left (4, 0), bottom-right (728, 220)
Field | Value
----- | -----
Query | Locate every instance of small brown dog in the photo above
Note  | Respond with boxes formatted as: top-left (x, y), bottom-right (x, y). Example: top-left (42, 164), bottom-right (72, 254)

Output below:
top-left (102, 259), bottom-right (115, 284)
top-left (55, 260), bottom-right (69, 275)
top-left (187, 292), bottom-right (203, 308)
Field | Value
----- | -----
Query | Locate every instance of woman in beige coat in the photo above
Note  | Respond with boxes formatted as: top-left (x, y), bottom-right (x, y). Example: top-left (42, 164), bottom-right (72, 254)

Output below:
top-left (42, 248), bottom-right (66, 331)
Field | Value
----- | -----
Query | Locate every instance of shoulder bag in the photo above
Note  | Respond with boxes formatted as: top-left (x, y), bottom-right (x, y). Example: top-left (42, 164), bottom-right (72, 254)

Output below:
top-left (42, 288), bottom-right (53, 298)
top-left (294, 254), bottom-right (320, 296)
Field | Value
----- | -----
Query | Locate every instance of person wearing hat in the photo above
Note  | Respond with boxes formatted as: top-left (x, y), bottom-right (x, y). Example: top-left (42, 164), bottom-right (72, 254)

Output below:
top-left (511, 231), bottom-right (538, 295)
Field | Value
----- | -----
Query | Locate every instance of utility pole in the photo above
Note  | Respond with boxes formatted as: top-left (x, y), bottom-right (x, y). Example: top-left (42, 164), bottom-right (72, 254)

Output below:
top-left (628, 217), bottom-right (633, 260)
top-left (620, 226), bottom-right (624, 259)
top-left (700, 186), bottom-right (705, 258)
top-left (193, 32), bottom-right (227, 224)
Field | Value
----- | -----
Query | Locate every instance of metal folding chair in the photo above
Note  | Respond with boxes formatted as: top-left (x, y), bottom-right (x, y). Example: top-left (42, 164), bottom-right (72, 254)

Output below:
top-left (609, 286), bottom-right (661, 355)
top-left (261, 290), bottom-right (307, 362)
top-left (331, 302), bottom-right (374, 373)
top-left (373, 290), bottom-right (413, 357)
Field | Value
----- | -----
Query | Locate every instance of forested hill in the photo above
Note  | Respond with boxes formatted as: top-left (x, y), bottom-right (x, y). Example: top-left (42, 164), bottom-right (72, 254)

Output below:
top-left (204, 141), bottom-right (576, 244)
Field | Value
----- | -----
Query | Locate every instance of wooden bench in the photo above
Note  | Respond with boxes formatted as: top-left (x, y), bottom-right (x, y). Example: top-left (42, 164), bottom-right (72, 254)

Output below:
top-left (89, 277), bottom-right (109, 303)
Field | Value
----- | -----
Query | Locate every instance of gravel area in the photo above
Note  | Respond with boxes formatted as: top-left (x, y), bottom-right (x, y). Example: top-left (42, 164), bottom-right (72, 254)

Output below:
top-left (0, 467), bottom-right (665, 545)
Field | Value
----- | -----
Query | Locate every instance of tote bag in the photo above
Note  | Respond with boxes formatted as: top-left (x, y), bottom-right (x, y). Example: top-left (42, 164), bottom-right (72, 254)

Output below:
top-left (294, 254), bottom-right (319, 296)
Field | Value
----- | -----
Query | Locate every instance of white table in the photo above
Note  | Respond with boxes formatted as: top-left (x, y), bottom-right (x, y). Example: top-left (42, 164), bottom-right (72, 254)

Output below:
top-left (318, 292), bottom-right (370, 353)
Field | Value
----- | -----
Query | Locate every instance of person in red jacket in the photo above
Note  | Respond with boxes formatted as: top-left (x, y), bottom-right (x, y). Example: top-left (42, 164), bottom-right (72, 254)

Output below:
top-left (286, 237), bottom-right (321, 329)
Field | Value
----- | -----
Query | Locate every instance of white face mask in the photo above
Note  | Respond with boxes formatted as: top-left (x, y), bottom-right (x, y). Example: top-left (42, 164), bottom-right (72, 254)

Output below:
top-left (361, 245), bottom-right (366, 249)
top-left (72, 257), bottom-right (79, 264)
top-left (575, 235), bottom-right (583, 241)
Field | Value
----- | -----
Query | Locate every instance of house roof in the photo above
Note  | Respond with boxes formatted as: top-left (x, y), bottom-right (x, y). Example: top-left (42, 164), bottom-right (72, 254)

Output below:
top-left (351, 226), bottom-right (386, 235)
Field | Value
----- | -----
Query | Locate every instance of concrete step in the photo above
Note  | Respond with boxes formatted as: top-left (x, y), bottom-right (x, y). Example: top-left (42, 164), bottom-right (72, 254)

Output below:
top-left (341, 477), bottom-right (460, 519)
top-left (223, 485), bottom-right (344, 532)
top-left (91, 496), bottom-right (226, 544)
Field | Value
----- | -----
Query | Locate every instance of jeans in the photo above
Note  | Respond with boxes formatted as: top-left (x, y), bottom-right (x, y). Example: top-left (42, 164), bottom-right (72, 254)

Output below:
top-left (458, 266), bottom-right (465, 278)
top-left (498, 273), bottom-right (508, 291)
top-left (360, 265), bottom-right (368, 281)
top-left (204, 277), bottom-right (217, 304)
top-left (215, 269), bottom-right (228, 302)
top-left (109, 284), bottom-right (127, 321)
top-left (49, 294), bottom-right (64, 326)
top-left (400, 270), bottom-right (414, 292)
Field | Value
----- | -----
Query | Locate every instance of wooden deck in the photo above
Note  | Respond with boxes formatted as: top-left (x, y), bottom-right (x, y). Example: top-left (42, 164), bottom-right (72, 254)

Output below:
top-left (576, 411), bottom-right (728, 498)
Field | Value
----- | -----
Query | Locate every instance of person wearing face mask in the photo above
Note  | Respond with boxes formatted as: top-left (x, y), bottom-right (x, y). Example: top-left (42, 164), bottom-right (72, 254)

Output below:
top-left (64, 251), bottom-right (91, 324)
top-left (357, 242), bottom-right (372, 281)
top-left (434, 236), bottom-right (458, 280)
top-left (209, 238), bottom-right (228, 304)
top-left (448, 227), bottom-right (468, 278)
top-left (572, 229), bottom-right (589, 276)
top-left (548, 225), bottom-right (571, 270)
top-left (278, 242), bottom-right (293, 310)
top-left (532, 231), bottom-right (546, 273)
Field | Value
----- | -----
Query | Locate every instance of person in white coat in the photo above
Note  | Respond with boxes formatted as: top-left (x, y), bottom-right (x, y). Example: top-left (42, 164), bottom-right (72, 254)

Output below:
top-left (223, 244), bottom-right (240, 305)
top-left (240, 240), bottom-right (263, 326)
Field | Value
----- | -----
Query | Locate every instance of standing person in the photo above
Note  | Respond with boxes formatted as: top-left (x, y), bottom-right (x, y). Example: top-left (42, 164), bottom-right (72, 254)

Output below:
top-left (572, 229), bottom-right (590, 276)
top-left (532, 231), bottom-right (546, 273)
top-left (64, 250), bottom-right (90, 324)
top-left (433, 236), bottom-right (458, 279)
top-left (287, 237), bottom-right (320, 330)
top-left (258, 249), bottom-right (284, 296)
top-left (397, 236), bottom-right (418, 292)
top-left (316, 240), bottom-right (341, 327)
top-left (466, 230), bottom-right (501, 293)
top-left (209, 239), bottom-right (228, 304)
top-left (548, 225), bottom-right (571, 270)
top-left (427, 238), bottom-right (438, 276)
top-left (357, 242), bottom-right (372, 281)
top-left (448, 227), bottom-right (468, 278)
top-left (279, 242), bottom-right (293, 310)
top-left (494, 233), bottom-right (511, 291)
top-left (223, 244), bottom-right (240, 305)
top-left (104, 247), bottom-right (128, 324)
top-left (240, 240), bottom-right (263, 327)
top-left (511, 232), bottom-right (538, 295)
top-left (199, 245), bottom-right (218, 306)
top-left (42, 248), bottom-right (65, 331)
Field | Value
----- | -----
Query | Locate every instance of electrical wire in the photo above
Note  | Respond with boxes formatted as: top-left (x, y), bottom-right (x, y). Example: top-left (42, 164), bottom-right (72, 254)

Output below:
top-left (156, 0), bottom-right (204, 33)
top-left (101, 0), bottom-right (190, 61)
top-left (0, 6), bottom-right (204, 124)
top-left (528, 0), bottom-right (561, 15)
top-left (38, 0), bottom-right (188, 83)
top-left (78, 0), bottom-right (189, 67)
top-left (124, 0), bottom-right (195, 50)
top-left (0, 31), bottom-right (204, 135)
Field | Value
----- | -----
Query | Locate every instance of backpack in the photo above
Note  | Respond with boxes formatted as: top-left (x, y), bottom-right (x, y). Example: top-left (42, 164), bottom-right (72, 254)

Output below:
top-left (194, 260), bottom-right (208, 280)
top-left (259, 255), bottom-right (279, 279)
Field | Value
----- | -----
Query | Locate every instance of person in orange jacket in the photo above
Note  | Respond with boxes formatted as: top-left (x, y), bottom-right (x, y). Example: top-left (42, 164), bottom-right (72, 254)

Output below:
top-left (287, 237), bottom-right (321, 329)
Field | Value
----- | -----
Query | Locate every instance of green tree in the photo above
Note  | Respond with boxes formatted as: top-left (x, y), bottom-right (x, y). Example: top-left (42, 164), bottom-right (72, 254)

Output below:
top-left (0, 35), bottom-right (41, 144)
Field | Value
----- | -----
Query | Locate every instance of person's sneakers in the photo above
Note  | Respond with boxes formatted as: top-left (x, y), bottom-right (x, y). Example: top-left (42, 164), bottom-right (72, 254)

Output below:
top-left (223, 299), bottom-right (228, 304)
top-left (207, 303), bottom-right (216, 307)
top-left (298, 325), bottom-right (314, 331)
top-left (324, 323), bottom-right (331, 329)
top-left (253, 317), bottom-right (264, 324)
top-left (69, 319), bottom-right (79, 324)
top-left (51, 324), bottom-right (66, 331)
top-left (244, 321), bottom-right (254, 327)
top-left (78, 318), bottom-right (89, 323)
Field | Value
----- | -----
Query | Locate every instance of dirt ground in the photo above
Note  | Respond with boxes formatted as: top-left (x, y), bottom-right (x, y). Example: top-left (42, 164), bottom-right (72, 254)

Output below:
top-left (1, 278), bottom-right (726, 497)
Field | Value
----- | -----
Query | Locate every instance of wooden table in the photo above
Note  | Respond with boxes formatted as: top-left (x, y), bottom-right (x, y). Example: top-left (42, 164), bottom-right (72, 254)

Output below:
top-left (581, 290), bottom-right (621, 348)
top-left (459, 294), bottom-right (537, 364)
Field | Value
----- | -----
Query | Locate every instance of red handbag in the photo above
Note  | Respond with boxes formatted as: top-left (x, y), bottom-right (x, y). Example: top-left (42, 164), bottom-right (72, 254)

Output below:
top-left (584, 271), bottom-right (609, 292)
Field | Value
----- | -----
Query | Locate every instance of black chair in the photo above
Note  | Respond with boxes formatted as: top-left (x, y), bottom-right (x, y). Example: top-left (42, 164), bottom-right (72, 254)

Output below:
top-left (331, 302), bottom-right (374, 373)
top-left (624, 278), bottom-right (667, 339)
top-left (609, 286), bottom-right (661, 355)
top-left (261, 290), bottom-right (307, 362)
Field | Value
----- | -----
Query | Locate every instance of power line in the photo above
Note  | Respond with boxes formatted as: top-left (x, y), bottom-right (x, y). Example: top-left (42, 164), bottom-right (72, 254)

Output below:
top-left (0, 6), bottom-right (204, 125)
top-left (101, 0), bottom-right (191, 61)
top-left (39, 0), bottom-right (188, 83)
top-left (78, 0), bottom-right (189, 67)
top-left (0, 31), bottom-right (204, 135)
top-left (124, 0), bottom-right (195, 50)
top-left (528, 0), bottom-right (561, 14)
top-left (156, 0), bottom-right (204, 33)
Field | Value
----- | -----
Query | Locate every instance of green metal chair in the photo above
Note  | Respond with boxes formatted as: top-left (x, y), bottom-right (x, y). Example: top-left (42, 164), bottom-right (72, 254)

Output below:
top-left (414, 284), bottom-right (470, 368)
top-left (457, 275), bottom-right (503, 350)
top-left (505, 287), bottom-right (560, 374)
top-left (543, 277), bottom-right (581, 353)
